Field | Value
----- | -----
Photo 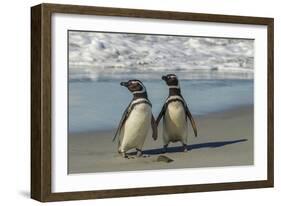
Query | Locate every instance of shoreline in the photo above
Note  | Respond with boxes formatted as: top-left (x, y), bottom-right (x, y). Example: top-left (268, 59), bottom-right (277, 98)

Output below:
top-left (68, 105), bottom-right (254, 174)
top-left (69, 79), bottom-right (253, 133)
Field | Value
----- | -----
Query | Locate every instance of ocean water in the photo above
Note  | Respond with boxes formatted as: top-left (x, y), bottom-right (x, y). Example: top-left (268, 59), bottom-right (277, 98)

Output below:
top-left (69, 79), bottom-right (253, 133)
top-left (69, 32), bottom-right (254, 81)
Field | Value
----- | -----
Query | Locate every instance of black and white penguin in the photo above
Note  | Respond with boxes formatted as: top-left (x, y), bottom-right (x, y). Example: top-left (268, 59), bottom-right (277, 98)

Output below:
top-left (156, 74), bottom-right (198, 153)
top-left (113, 80), bottom-right (157, 158)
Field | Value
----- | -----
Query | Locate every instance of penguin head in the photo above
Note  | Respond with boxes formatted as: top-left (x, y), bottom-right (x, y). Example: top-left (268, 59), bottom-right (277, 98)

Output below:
top-left (162, 74), bottom-right (179, 87)
top-left (120, 79), bottom-right (146, 94)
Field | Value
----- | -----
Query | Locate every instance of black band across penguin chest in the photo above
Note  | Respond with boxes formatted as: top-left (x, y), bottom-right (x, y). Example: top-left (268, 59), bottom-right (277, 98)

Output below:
top-left (127, 99), bottom-right (152, 117)
top-left (165, 96), bottom-right (186, 110)
top-left (163, 96), bottom-right (187, 120)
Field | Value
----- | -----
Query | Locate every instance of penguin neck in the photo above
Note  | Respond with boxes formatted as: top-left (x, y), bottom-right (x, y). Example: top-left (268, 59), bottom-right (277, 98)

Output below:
top-left (133, 92), bottom-right (148, 100)
top-left (169, 88), bottom-right (181, 96)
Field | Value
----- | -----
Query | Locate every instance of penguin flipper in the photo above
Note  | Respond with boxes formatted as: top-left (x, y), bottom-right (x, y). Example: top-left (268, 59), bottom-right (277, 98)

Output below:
top-left (113, 104), bottom-right (131, 142)
top-left (151, 114), bottom-right (158, 140)
top-left (183, 101), bottom-right (198, 137)
top-left (156, 104), bottom-right (166, 126)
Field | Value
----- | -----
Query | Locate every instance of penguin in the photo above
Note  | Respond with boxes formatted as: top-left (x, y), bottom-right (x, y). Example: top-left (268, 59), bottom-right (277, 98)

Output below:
top-left (156, 74), bottom-right (198, 153)
top-left (113, 80), bottom-right (157, 158)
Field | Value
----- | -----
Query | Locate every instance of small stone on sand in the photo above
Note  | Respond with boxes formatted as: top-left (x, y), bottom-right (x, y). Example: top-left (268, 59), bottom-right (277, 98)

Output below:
top-left (156, 155), bottom-right (174, 163)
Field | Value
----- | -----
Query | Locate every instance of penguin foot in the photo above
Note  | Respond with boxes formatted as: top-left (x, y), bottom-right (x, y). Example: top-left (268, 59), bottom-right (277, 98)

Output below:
top-left (136, 149), bottom-right (149, 158)
top-left (125, 155), bottom-right (136, 159)
top-left (162, 144), bottom-right (168, 153)
top-left (121, 152), bottom-right (132, 159)
top-left (183, 144), bottom-right (188, 152)
top-left (140, 154), bottom-right (150, 158)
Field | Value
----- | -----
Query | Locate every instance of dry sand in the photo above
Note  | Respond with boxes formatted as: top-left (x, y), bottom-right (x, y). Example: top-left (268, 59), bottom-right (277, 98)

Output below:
top-left (68, 106), bottom-right (253, 174)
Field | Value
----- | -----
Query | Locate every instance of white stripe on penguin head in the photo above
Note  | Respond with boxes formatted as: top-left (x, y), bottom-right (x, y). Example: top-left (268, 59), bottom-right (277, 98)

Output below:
top-left (131, 80), bottom-right (146, 94)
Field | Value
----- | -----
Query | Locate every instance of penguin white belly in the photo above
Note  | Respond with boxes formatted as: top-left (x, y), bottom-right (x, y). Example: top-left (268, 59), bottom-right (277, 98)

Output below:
top-left (163, 101), bottom-right (187, 144)
top-left (119, 103), bottom-right (151, 152)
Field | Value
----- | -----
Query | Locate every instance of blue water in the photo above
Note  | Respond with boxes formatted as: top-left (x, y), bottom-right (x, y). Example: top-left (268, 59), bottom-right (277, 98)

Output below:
top-left (69, 80), bottom-right (253, 133)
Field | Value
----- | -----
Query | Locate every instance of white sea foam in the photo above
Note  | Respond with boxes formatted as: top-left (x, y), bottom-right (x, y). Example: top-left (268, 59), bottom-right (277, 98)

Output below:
top-left (69, 31), bottom-right (254, 81)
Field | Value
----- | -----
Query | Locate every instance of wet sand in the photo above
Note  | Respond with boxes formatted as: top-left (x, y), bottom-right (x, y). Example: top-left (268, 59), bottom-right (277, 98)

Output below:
top-left (68, 106), bottom-right (253, 174)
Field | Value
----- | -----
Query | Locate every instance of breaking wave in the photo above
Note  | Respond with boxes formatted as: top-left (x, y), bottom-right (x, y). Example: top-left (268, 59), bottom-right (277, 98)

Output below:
top-left (69, 31), bottom-right (254, 81)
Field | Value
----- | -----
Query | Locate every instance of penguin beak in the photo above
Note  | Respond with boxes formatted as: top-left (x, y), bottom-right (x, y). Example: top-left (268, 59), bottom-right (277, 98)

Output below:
top-left (120, 81), bottom-right (129, 87)
top-left (162, 75), bottom-right (167, 81)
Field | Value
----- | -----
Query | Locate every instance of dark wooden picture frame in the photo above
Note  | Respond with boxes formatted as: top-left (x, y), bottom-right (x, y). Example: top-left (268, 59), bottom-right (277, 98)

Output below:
top-left (31, 3), bottom-right (274, 202)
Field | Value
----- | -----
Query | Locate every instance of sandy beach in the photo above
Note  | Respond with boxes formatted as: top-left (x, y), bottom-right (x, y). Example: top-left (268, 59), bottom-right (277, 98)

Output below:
top-left (68, 106), bottom-right (253, 174)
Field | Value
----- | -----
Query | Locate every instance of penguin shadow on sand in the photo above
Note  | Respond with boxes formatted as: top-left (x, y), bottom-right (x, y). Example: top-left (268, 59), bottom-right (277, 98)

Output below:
top-left (127, 138), bottom-right (248, 156)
